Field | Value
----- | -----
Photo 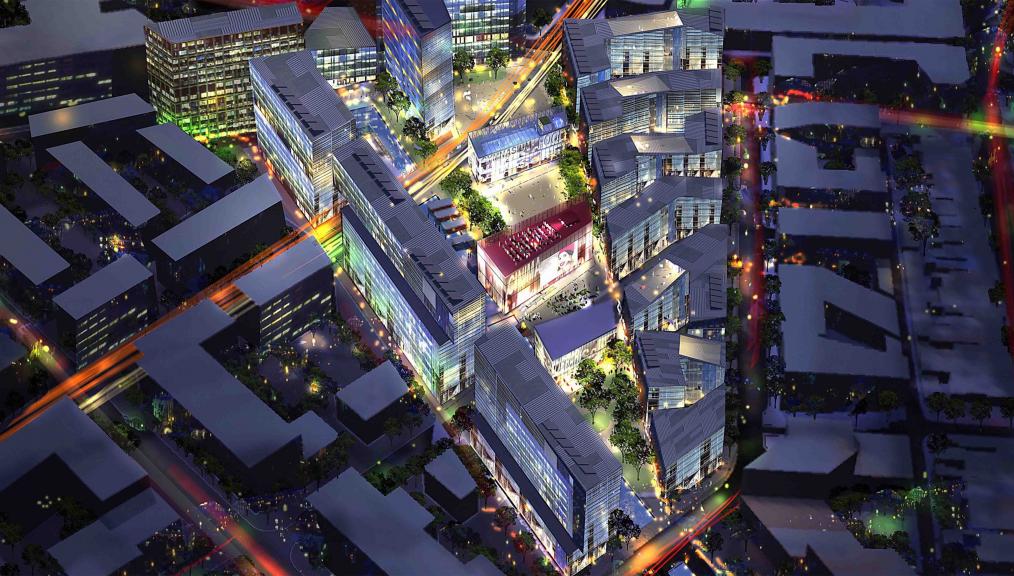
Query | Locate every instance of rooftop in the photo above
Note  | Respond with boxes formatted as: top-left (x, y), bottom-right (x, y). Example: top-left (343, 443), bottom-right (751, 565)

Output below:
top-left (250, 51), bottom-right (355, 138)
top-left (635, 330), bottom-right (724, 392)
top-left (935, 435), bottom-right (1014, 532)
top-left (53, 255), bottom-right (152, 320)
top-left (146, 3), bottom-right (301, 43)
top-left (476, 324), bottom-right (623, 491)
top-left (394, 0), bottom-right (451, 34)
top-left (592, 114), bottom-right (722, 184)
top-left (47, 141), bottom-right (160, 227)
top-left (305, 6), bottom-right (375, 51)
top-left (134, 300), bottom-right (337, 467)
top-left (233, 236), bottom-right (330, 306)
top-left (152, 173), bottom-right (280, 262)
top-left (0, 334), bottom-right (26, 370)
top-left (774, 135), bottom-right (885, 192)
top-left (49, 488), bottom-right (179, 576)
top-left (607, 176), bottom-right (721, 238)
top-left (136, 123), bottom-right (234, 185)
top-left (772, 35), bottom-right (971, 85)
top-left (468, 107), bottom-right (567, 159)
top-left (582, 69), bottom-right (722, 124)
top-left (0, 0), bottom-right (150, 68)
top-left (308, 470), bottom-right (503, 576)
top-left (649, 386), bottom-right (725, 472)
top-left (479, 200), bottom-right (593, 278)
top-left (777, 207), bottom-right (893, 242)
top-left (773, 102), bottom-right (881, 131)
top-left (0, 396), bottom-right (146, 500)
top-left (533, 297), bottom-right (619, 360)
top-left (0, 204), bottom-right (70, 285)
top-left (424, 450), bottom-right (477, 499)
top-left (335, 361), bottom-right (408, 421)
top-left (29, 94), bottom-right (154, 139)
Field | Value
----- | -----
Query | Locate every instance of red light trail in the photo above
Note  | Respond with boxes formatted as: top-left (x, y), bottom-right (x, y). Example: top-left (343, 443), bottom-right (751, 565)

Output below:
top-left (641, 491), bottom-right (741, 576)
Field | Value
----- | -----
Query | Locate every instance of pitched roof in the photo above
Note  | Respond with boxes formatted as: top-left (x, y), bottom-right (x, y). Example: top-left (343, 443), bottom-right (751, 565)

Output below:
top-left (606, 176), bottom-right (721, 239)
top-left (335, 361), bottom-right (408, 421)
top-left (0, 204), bottom-right (69, 285)
top-left (233, 236), bottom-right (330, 305)
top-left (468, 107), bottom-right (567, 158)
top-left (392, 0), bottom-right (451, 34)
top-left (592, 113), bottom-right (722, 185)
top-left (305, 7), bottom-right (375, 51)
top-left (582, 69), bottom-right (721, 124)
top-left (136, 123), bottom-right (234, 185)
top-left (250, 51), bottom-right (355, 138)
top-left (479, 200), bottom-right (593, 278)
top-left (146, 3), bottom-right (301, 43)
top-left (563, 11), bottom-right (686, 76)
top-left (533, 297), bottom-right (619, 360)
top-left (649, 386), bottom-right (725, 472)
top-left (29, 94), bottom-right (154, 139)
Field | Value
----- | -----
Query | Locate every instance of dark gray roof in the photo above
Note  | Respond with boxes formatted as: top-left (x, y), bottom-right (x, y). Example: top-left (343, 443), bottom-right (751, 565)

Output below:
top-left (777, 208), bottom-right (893, 242)
top-left (468, 107), bottom-right (567, 159)
top-left (49, 488), bottom-right (179, 576)
top-left (308, 470), bottom-right (502, 576)
top-left (675, 7), bottom-right (724, 34)
top-left (649, 386), bottom-right (724, 473)
top-left (592, 114), bottom-right (721, 184)
top-left (250, 51), bottom-right (355, 138)
top-left (582, 69), bottom-right (722, 124)
top-left (53, 255), bottom-right (151, 320)
top-left (0, 0), bottom-right (150, 68)
top-left (533, 297), bottom-right (618, 360)
top-left (146, 3), bottom-right (301, 43)
top-left (152, 173), bottom-right (280, 262)
top-left (336, 361), bottom-right (408, 421)
top-left (635, 330), bottom-right (685, 390)
top-left (393, 0), bottom-right (451, 34)
top-left (136, 124), bottom-right (234, 185)
top-left (0, 204), bottom-right (69, 285)
top-left (724, 0), bottom-right (963, 39)
top-left (563, 11), bottom-right (683, 76)
top-left (29, 94), bottom-right (154, 139)
top-left (0, 334), bottom-right (26, 370)
top-left (305, 7), bottom-right (375, 51)
top-left (606, 176), bottom-right (721, 239)
top-left (134, 300), bottom-right (337, 467)
top-left (476, 325), bottom-right (623, 492)
top-left (234, 236), bottom-right (330, 305)
top-left (425, 450), bottom-right (477, 499)
top-left (0, 397), bottom-right (146, 499)
top-left (773, 102), bottom-right (881, 131)
top-left (47, 141), bottom-right (160, 227)
top-left (334, 141), bottom-right (485, 313)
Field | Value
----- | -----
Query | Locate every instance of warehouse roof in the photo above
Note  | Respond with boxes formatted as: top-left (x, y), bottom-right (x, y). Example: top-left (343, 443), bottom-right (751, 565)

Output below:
top-left (29, 94), bottom-right (154, 139)
top-left (774, 135), bottom-right (885, 192)
top-left (136, 124), bottom-right (234, 185)
top-left (425, 450), bottom-right (477, 499)
top-left (234, 236), bottom-right (330, 305)
top-left (777, 207), bottom-right (893, 242)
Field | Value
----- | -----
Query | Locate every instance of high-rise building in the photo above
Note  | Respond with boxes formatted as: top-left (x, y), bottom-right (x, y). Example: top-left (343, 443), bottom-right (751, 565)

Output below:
top-left (467, 106), bottom-right (567, 183)
top-left (382, 0), bottom-right (454, 132)
top-left (250, 51), bottom-right (356, 219)
top-left (305, 7), bottom-right (378, 89)
top-left (333, 140), bottom-right (486, 401)
top-left (444, 0), bottom-right (519, 62)
top-left (472, 324), bottom-right (623, 573)
top-left (144, 4), bottom-right (303, 139)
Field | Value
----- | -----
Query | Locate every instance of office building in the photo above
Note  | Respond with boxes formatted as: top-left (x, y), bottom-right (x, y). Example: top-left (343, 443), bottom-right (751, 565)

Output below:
top-left (606, 175), bottom-right (721, 278)
top-left (234, 236), bottom-right (334, 348)
top-left (591, 111), bottom-right (721, 214)
top-left (649, 385), bottom-right (724, 495)
top-left (467, 106), bottom-right (568, 183)
top-left (478, 200), bottom-right (593, 312)
top-left (444, 0), bottom-right (518, 63)
top-left (621, 223), bottom-right (726, 333)
top-left (334, 140), bottom-right (486, 401)
top-left (580, 68), bottom-right (722, 155)
top-left (250, 51), bottom-right (356, 219)
top-left (532, 297), bottom-right (620, 381)
top-left (335, 361), bottom-right (410, 444)
top-left (144, 4), bottom-right (303, 138)
top-left (305, 7), bottom-right (378, 88)
top-left (0, 0), bottom-right (150, 128)
top-left (382, 0), bottom-right (454, 132)
top-left (52, 255), bottom-right (156, 367)
top-left (634, 330), bottom-right (724, 413)
top-left (473, 324), bottom-right (623, 573)
top-left (563, 9), bottom-right (723, 110)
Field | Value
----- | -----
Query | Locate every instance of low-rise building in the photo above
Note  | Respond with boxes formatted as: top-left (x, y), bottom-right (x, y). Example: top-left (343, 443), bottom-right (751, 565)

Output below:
top-left (250, 51), bottom-right (356, 219)
top-left (634, 330), bottom-right (724, 414)
top-left (532, 297), bottom-right (620, 381)
top-left (0, 204), bottom-right (71, 296)
top-left (0, 334), bottom-right (26, 392)
top-left (424, 450), bottom-right (478, 521)
top-left (29, 94), bottom-right (156, 164)
top-left (135, 122), bottom-right (238, 195)
top-left (305, 7), bottom-right (378, 89)
top-left (478, 200), bottom-right (594, 312)
top-left (467, 107), bottom-right (568, 184)
top-left (649, 385), bottom-right (724, 496)
top-left (335, 361), bottom-right (410, 444)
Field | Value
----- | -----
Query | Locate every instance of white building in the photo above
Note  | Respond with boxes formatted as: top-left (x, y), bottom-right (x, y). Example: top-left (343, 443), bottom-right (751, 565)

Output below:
top-left (467, 107), bottom-right (568, 184)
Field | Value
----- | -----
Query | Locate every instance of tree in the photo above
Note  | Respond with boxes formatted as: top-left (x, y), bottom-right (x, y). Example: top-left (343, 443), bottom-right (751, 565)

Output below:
top-left (765, 355), bottom-right (786, 400)
top-left (724, 61), bottom-right (743, 80)
top-left (927, 392), bottom-right (949, 422)
top-left (877, 390), bottom-right (900, 413)
top-left (626, 435), bottom-right (652, 482)
top-left (530, 7), bottom-right (552, 31)
top-left (610, 422), bottom-right (641, 469)
top-left (477, 470), bottom-right (497, 505)
top-left (608, 509), bottom-right (640, 550)
top-left (441, 168), bottom-right (473, 200)
top-left (803, 395), bottom-right (825, 420)
top-left (851, 396), bottom-right (869, 429)
top-left (383, 416), bottom-right (402, 447)
top-left (452, 405), bottom-right (475, 438)
top-left (701, 529), bottom-right (724, 560)
top-left (723, 156), bottom-right (743, 176)
top-left (989, 280), bottom-right (1005, 306)
top-left (453, 48), bottom-right (475, 79)
top-left (577, 375), bottom-right (610, 425)
top-left (234, 157), bottom-right (258, 184)
top-left (724, 124), bottom-right (747, 143)
top-left (516, 530), bottom-right (536, 561)
top-left (753, 58), bottom-right (772, 78)
top-left (969, 398), bottom-right (991, 428)
top-left (415, 139), bottom-right (438, 159)
top-left (403, 116), bottom-right (428, 141)
top-left (926, 432), bottom-right (953, 455)
top-left (0, 563), bottom-right (19, 576)
top-left (494, 506), bottom-right (517, 531)
top-left (722, 510), bottom-right (752, 552)
top-left (0, 518), bottom-right (22, 555)
top-left (764, 274), bottom-right (782, 297)
top-left (487, 47), bottom-right (510, 79)
top-left (605, 337), bottom-right (632, 369)
top-left (375, 70), bottom-right (398, 101)
top-left (387, 90), bottom-right (410, 118)
top-left (22, 544), bottom-right (57, 576)
top-left (758, 161), bottom-right (777, 184)
top-left (544, 65), bottom-right (564, 99)
top-left (943, 397), bottom-right (965, 423)
top-left (1000, 397), bottom-right (1014, 429)
top-left (574, 358), bottom-right (602, 386)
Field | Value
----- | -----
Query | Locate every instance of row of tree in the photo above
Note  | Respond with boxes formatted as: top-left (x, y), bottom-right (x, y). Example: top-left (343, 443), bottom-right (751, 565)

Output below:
top-left (440, 168), bottom-right (506, 236)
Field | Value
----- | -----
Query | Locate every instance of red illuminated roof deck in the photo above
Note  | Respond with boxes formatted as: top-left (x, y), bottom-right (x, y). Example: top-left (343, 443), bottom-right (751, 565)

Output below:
top-left (479, 200), bottom-right (593, 277)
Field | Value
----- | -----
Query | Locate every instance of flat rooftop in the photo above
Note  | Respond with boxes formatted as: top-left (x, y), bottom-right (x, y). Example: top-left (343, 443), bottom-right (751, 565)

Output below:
top-left (533, 297), bottom-right (618, 360)
top-left (29, 94), bottom-right (154, 139)
top-left (479, 200), bottom-right (593, 278)
top-left (136, 124), bottom-right (234, 185)
top-left (305, 6), bottom-right (375, 51)
top-left (0, 0), bottom-right (150, 68)
top-left (47, 141), bottom-right (160, 227)
top-left (250, 51), bottom-right (354, 138)
top-left (152, 173), bottom-right (280, 262)
top-left (772, 35), bottom-right (971, 85)
top-left (308, 470), bottom-right (502, 576)
top-left (425, 450), bottom-right (477, 499)
top-left (563, 10), bottom-right (685, 75)
top-left (773, 102), bottom-right (881, 131)
top-left (146, 3), bottom-right (301, 43)
top-left (649, 386), bottom-right (724, 473)
top-left (777, 208), bottom-right (893, 242)
top-left (0, 334), bottom-right (26, 370)
top-left (234, 236), bottom-right (330, 306)
top-left (0, 204), bottom-right (70, 285)
top-left (582, 69), bottom-right (722, 124)
top-left (774, 135), bottom-right (885, 192)
top-left (468, 107), bottom-right (567, 159)
top-left (335, 361), bottom-right (408, 421)
top-left (53, 255), bottom-right (152, 320)
top-left (607, 176), bottom-right (721, 239)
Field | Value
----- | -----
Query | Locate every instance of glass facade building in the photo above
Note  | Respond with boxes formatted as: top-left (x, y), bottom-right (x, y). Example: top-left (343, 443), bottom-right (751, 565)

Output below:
top-left (634, 330), bottom-right (724, 413)
top-left (648, 386), bottom-right (724, 494)
top-left (467, 107), bottom-right (567, 183)
top-left (305, 7), bottom-right (378, 89)
top-left (446, 0), bottom-right (512, 62)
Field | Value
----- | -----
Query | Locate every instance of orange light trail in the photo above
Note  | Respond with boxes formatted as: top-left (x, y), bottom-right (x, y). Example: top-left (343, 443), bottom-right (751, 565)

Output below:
top-left (642, 491), bottom-right (740, 576)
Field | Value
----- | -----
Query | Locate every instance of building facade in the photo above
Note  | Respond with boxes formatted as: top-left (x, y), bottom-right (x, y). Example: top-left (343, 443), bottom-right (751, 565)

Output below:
top-left (467, 107), bottom-right (567, 183)
top-left (445, 0), bottom-right (515, 62)
top-left (382, 0), bottom-right (455, 132)
top-left (649, 386), bottom-right (724, 496)
top-left (634, 330), bottom-right (724, 414)
top-left (144, 4), bottom-right (303, 139)
top-left (305, 7), bottom-right (378, 89)
top-left (532, 297), bottom-right (619, 381)
top-left (334, 141), bottom-right (486, 401)
top-left (472, 325), bottom-right (623, 574)
top-left (250, 51), bottom-right (356, 220)
top-left (477, 200), bottom-right (593, 313)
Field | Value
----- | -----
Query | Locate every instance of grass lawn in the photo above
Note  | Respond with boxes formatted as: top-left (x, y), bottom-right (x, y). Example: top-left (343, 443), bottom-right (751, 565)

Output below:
top-left (464, 68), bottom-right (510, 85)
top-left (867, 512), bottom-right (905, 536)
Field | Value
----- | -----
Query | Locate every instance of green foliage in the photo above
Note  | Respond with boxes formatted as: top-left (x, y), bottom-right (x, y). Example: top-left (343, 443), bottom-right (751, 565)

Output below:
top-left (415, 139), bottom-right (438, 159)
top-left (544, 65), bottom-right (564, 103)
top-left (576, 371), bottom-right (610, 424)
top-left (724, 124), bottom-right (747, 143)
top-left (926, 392), bottom-right (949, 421)
top-left (530, 7), bottom-right (552, 28)
top-left (559, 148), bottom-right (588, 201)
top-left (724, 60), bottom-right (743, 80)
top-left (453, 48), bottom-right (475, 79)
top-left (234, 157), bottom-right (258, 184)
top-left (988, 279), bottom-right (1005, 305)
top-left (608, 509), bottom-right (640, 550)
top-left (456, 187), bottom-right (506, 236)
top-left (376, 71), bottom-right (398, 98)
top-left (723, 156), bottom-right (743, 176)
top-left (403, 116), bottom-right (428, 141)
top-left (486, 47), bottom-right (510, 78)
top-left (386, 90), bottom-right (410, 117)
top-left (753, 58), bottom-right (772, 78)
top-left (494, 506), bottom-right (517, 529)
top-left (441, 168), bottom-right (473, 199)
top-left (604, 337), bottom-right (632, 369)
top-left (0, 1), bottom-right (30, 28)
top-left (876, 390), bottom-right (900, 412)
